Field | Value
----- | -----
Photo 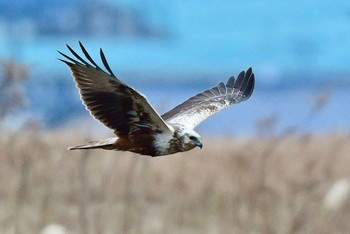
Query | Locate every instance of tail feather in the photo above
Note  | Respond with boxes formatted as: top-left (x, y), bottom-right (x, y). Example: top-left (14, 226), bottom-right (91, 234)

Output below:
top-left (68, 137), bottom-right (117, 150)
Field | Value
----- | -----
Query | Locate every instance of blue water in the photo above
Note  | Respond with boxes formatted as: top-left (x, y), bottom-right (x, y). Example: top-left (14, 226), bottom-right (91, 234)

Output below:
top-left (2, 1), bottom-right (350, 75)
top-left (1, 0), bottom-right (350, 134)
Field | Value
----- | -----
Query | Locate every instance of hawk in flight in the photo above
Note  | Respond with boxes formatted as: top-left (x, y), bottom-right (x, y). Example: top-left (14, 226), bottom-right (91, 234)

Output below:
top-left (59, 42), bottom-right (255, 156)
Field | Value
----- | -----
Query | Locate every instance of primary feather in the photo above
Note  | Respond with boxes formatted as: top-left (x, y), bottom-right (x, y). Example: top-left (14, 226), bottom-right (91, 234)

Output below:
top-left (59, 42), bottom-right (173, 138)
top-left (162, 68), bottom-right (255, 129)
top-left (59, 42), bottom-right (255, 156)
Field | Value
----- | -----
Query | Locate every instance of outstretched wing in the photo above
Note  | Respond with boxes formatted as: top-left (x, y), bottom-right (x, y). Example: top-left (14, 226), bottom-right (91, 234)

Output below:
top-left (59, 42), bottom-right (173, 137)
top-left (162, 68), bottom-right (255, 129)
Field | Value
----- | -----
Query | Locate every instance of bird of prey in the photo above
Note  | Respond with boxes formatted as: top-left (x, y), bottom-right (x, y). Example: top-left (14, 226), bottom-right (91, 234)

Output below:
top-left (59, 42), bottom-right (255, 156)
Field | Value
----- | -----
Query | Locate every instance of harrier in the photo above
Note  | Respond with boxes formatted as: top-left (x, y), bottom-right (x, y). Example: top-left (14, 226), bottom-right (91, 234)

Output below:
top-left (59, 42), bottom-right (255, 156)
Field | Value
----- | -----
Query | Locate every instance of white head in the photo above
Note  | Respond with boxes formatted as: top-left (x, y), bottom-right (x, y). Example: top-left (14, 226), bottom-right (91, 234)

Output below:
top-left (177, 127), bottom-right (203, 150)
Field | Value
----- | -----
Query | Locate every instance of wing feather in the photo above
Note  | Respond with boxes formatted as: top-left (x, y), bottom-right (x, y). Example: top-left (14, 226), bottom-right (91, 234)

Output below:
top-left (59, 43), bottom-right (172, 137)
top-left (79, 41), bottom-right (102, 70)
top-left (217, 82), bottom-right (226, 95)
top-left (162, 67), bottom-right (255, 129)
top-left (226, 76), bottom-right (235, 88)
top-left (100, 48), bottom-right (116, 77)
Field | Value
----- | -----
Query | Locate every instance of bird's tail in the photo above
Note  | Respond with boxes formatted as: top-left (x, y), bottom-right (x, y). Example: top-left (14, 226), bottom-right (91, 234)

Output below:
top-left (68, 137), bottom-right (117, 150)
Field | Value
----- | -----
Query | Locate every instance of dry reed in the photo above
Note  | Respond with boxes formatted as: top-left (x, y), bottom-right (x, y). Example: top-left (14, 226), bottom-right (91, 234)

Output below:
top-left (1, 129), bottom-right (350, 233)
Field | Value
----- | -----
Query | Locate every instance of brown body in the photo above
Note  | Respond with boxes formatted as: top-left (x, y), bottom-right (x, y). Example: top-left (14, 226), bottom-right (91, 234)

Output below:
top-left (60, 42), bottom-right (255, 156)
top-left (114, 135), bottom-right (157, 156)
top-left (70, 126), bottom-right (197, 156)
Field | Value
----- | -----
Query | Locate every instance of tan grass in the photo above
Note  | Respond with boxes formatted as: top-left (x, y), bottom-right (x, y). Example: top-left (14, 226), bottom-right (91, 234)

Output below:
top-left (1, 130), bottom-right (350, 233)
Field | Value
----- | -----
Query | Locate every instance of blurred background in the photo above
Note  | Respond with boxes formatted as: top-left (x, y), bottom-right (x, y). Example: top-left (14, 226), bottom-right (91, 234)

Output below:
top-left (1, 0), bottom-right (349, 134)
top-left (1, 0), bottom-right (350, 233)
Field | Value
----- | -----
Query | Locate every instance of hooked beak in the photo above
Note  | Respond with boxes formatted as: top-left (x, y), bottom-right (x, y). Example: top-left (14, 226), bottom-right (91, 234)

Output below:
top-left (195, 140), bottom-right (203, 149)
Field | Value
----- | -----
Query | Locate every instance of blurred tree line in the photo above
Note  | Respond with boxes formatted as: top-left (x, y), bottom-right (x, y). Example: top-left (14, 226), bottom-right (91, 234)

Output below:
top-left (0, 58), bottom-right (29, 124)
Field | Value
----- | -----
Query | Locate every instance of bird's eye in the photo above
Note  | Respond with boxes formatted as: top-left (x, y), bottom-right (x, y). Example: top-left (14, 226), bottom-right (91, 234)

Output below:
top-left (189, 136), bottom-right (196, 140)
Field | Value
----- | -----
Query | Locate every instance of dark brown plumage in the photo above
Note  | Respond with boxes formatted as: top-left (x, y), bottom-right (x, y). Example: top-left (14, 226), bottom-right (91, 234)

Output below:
top-left (59, 42), bottom-right (255, 156)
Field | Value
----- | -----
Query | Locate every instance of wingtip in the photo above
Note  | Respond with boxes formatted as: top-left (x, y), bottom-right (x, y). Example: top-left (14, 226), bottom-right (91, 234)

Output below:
top-left (57, 50), bottom-right (65, 56)
top-left (226, 75), bottom-right (235, 88)
top-left (78, 41), bottom-right (85, 52)
top-left (58, 58), bottom-right (72, 65)
top-left (230, 66), bottom-right (255, 99)
top-left (65, 43), bottom-right (72, 51)
top-left (78, 41), bottom-right (87, 53)
top-left (68, 146), bottom-right (80, 150)
top-left (100, 48), bottom-right (116, 77)
top-left (245, 67), bottom-right (253, 78)
top-left (226, 67), bottom-right (253, 89)
top-left (244, 73), bottom-right (255, 99)
top-left (99, 48), bottom-right (106, 59)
